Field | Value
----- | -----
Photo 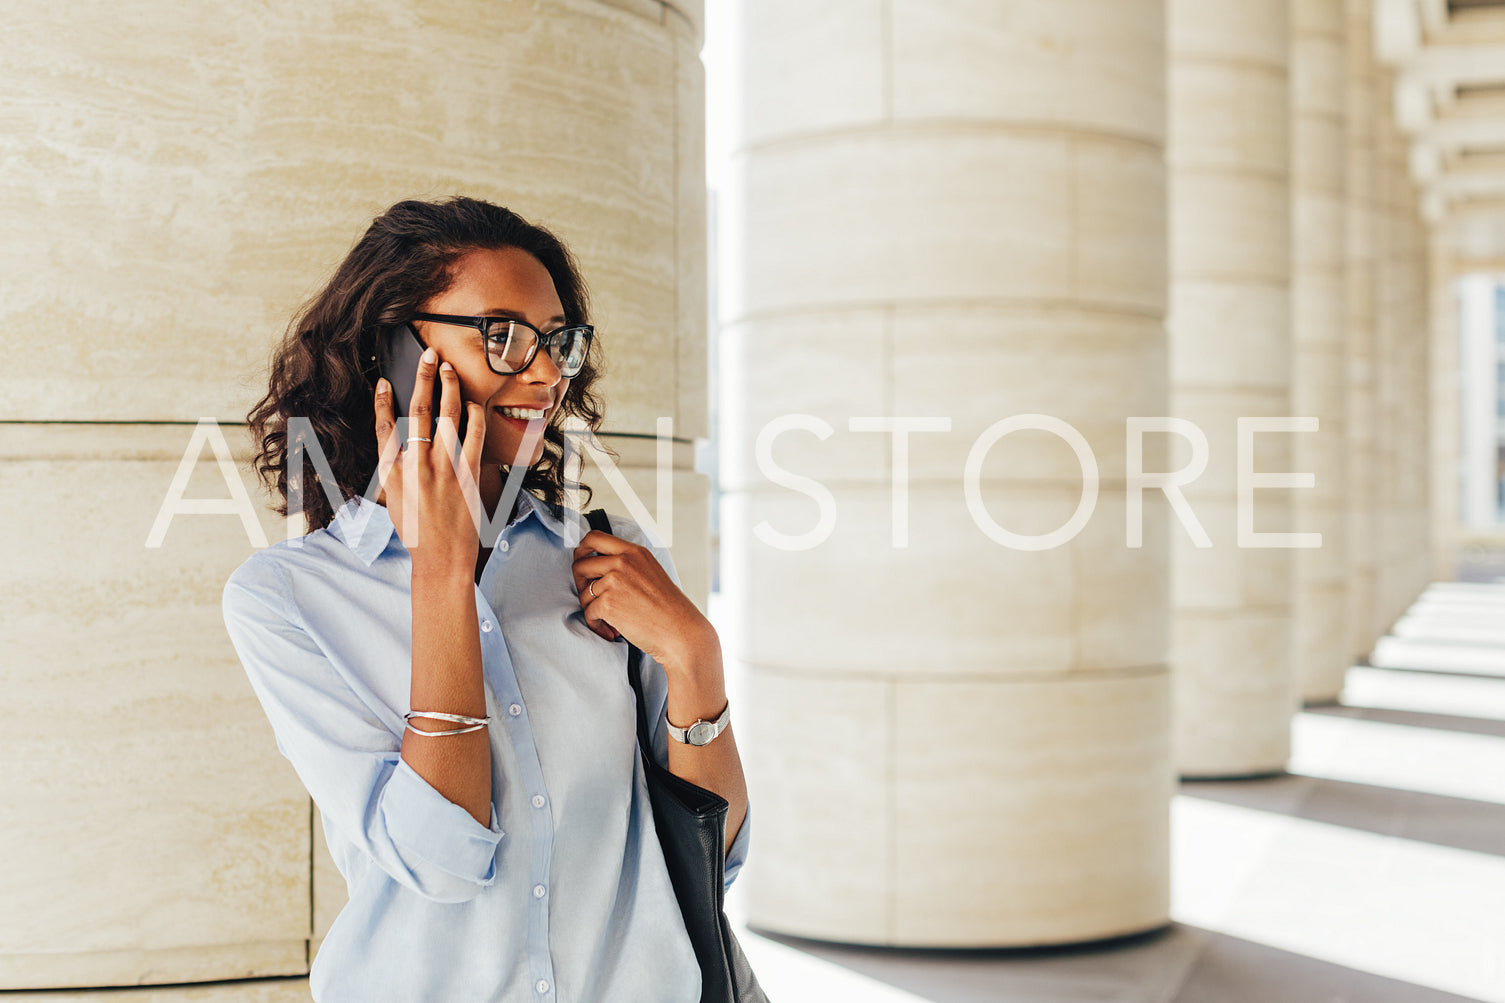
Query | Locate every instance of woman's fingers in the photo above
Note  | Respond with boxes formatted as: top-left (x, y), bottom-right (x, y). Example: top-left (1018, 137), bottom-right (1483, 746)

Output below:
top-left (434, 360), bottom-right (463, 453)
top-left (373, 377), bottom-right (396, 451)
top-left (573, 554), bottom-right (624, 641)
top-left (409, 345), bottom-right (438, 443)
top-left (373, 377), bottom-right (404, 505)
top-left (580, 581), bottom-right (620, 641)
top-left (462, 401), bottom-right (486, 471)
top-left (571, 553), bottom-right (618, 596)
top-left (372, 340), bottom-right (482, 572)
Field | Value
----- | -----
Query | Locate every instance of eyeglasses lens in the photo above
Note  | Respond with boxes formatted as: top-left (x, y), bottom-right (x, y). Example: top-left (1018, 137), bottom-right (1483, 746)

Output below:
top-left (487, 322), bottom-right (589, 377)
top-left (551, 329), bottom-right (589, 376)
top-left (488, 322), bottom-right (534, 373)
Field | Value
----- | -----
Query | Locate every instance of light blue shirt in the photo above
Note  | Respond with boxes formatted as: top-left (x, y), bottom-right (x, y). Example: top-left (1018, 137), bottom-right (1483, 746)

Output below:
top-left (221, 487), bottom-right (750, 1003)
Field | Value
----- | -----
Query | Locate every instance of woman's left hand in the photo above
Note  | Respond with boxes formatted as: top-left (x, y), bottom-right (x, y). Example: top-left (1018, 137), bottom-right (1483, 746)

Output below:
top-left (571, 530), bottom-right (713, 673)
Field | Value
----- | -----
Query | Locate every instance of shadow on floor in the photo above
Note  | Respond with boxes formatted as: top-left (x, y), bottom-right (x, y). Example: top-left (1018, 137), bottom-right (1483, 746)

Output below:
top-left (1178, 771), bottom-right (1505, 858)
top-left (1302, 702), bottom-right (1505, 739)
top-left (751, 923), bottom-right (1483, 1003)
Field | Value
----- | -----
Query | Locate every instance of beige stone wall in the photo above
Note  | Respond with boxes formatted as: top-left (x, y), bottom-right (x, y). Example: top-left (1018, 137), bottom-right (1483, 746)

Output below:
top-left (1292, 0), bottom-right (1351, 704)
top-left (1167, 0), bottom-right (1296, 776)
top-left (0, 428), bottom-right (307, 988)
top-left (1, 0), bottom-right (707, 987)
top-left (725, 0), bottom-right (1173, 946)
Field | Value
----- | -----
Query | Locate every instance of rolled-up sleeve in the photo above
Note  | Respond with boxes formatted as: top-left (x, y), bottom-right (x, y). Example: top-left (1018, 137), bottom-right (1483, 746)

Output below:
top-left (222, 557), bottom-right (504, 905)
top-left (723, 801), bottom-right (751, 892)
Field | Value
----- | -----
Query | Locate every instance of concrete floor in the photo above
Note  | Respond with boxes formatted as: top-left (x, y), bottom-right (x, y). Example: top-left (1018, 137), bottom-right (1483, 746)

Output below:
top-left (12, 580), bottom-right (1503, 1002)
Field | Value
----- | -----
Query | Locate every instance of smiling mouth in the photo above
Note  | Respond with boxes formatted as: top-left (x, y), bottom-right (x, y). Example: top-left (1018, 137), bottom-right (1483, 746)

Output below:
top-left (494, 408), bottom-right (549, 427)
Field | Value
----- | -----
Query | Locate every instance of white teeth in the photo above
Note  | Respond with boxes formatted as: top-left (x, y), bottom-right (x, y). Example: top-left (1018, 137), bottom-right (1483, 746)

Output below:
top-left (499, 407), bottom-right (546, 419)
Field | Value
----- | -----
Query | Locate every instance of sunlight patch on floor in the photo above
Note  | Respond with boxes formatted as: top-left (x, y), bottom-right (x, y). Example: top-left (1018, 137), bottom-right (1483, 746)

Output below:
top-left (1341, 664), bottom-right (1505, 722)
top-left (1290, 710), bottom-right (1505, 806)
top-left (1173, 783), bottom-right (1505, 1001)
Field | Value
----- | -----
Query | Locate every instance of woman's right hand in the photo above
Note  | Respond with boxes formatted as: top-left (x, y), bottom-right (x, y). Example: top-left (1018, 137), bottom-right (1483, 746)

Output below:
top-left (373, 346), bottom-right (489, 581)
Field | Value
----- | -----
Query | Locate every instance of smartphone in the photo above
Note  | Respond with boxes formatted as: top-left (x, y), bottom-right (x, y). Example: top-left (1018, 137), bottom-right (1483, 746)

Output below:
top-left (376, 323), bottom-right (468, 443)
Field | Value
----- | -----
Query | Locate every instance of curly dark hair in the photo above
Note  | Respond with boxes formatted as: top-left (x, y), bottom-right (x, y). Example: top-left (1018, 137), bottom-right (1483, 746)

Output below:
top-left (246, 196), bottom-right (614, 533)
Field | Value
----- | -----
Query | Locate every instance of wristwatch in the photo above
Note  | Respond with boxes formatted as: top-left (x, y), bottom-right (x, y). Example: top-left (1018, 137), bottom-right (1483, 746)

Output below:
top-left (666, 701), bottom-right (731, 747)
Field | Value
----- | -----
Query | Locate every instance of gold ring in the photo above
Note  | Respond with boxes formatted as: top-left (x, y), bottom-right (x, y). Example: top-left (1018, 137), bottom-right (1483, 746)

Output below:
top-left (588, 579), bottom-right (598, 599)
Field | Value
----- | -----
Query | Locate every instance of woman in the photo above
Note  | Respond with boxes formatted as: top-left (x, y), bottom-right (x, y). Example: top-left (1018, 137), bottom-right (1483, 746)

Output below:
top-left (222, 196), bottom-right (750, 1002)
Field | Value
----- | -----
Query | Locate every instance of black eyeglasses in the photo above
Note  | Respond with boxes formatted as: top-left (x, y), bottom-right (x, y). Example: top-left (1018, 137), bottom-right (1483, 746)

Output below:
top-left (410, 313), bottom-right (594, 378)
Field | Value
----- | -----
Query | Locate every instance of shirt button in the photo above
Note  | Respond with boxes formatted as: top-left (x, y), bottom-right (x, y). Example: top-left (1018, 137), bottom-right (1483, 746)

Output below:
top-left (481, 620), bottom-right (493, 633)
top-left (533, 883), bottom-right (547, 898)
top-left (509, 704), bottom-right (522, 717)
top-left (535, 979), bottom-right (549, 994)
top-left (498, 539), bottom-right (510, 552)
top-left (531, 793), bottom-right (546, 809)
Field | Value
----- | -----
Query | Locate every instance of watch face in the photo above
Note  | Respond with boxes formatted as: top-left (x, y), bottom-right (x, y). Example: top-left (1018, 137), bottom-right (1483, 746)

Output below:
top-left (688, 721), bottom-right (717, 746)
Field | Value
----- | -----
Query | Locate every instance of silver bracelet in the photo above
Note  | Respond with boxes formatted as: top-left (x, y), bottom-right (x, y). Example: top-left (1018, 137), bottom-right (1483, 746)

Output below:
top-left (406, 710), bottom-right (490, 725)
top-left (405, 720), bottom-right (486, 736)
top-left (404, 710), bottom-right (490, 737)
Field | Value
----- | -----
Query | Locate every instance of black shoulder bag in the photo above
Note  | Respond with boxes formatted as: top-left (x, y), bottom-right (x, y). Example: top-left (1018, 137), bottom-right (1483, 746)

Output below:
top-left (584, 508), bottom-right (770, 1003)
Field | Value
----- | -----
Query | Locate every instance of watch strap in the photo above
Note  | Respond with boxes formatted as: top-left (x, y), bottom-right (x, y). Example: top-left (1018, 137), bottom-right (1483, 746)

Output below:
top-left (667, 701), bottom-right (731, 746)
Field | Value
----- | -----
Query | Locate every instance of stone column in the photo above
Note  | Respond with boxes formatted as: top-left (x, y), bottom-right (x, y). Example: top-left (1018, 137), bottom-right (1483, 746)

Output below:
top-left (0, 0), bottom-right (706, 988)
top-left (1344, 0), bottom-right (1381, 662)
top-left (1429, 238), bottom-right (1460, 582)
top-left (1374, 72), bottom-right (1409, 634)
top-left (1381, 82), bottom-right (1431, 628)
top-left (723, 0), bottom-right (1172, 946)
top-left (1389, 87), bottom-right (1431, 625)
top-left (1168, 0), bottom-right (1296, 776)
top-left (1292, 0), bottom-right (1350, 704)
top-left (1405, 201), bottom-right (1434, 602)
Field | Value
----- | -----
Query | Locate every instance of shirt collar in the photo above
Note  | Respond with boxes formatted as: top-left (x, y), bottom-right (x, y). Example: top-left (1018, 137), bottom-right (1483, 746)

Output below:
top-left (515, 487), bottom-right (576, 543)
top-left (328, 488), bottom-right (577, 566)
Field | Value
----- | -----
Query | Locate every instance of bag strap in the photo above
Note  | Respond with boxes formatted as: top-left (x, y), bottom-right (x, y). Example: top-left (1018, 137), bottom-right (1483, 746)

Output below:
top-left (584, 508), bottom-right (655, 764)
